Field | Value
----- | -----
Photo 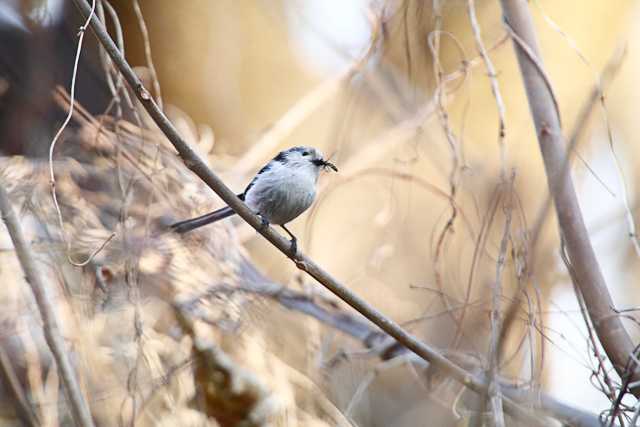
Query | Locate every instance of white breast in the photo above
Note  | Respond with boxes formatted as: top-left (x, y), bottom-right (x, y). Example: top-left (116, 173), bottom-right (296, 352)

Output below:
top-left (244, 162), bottom-right (317, 225)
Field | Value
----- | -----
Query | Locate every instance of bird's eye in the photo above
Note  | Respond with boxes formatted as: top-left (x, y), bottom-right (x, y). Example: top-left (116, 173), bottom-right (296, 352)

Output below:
top-left (302, 151), bottom-right (310, 156)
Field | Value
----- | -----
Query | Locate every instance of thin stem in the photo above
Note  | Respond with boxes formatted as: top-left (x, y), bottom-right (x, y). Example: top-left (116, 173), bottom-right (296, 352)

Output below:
top-left (487, 178), bottom-right (514, 427)
top-left (48, 0), bottom-right (114, 267)
top-left (131, 0), bottom-right (163, 110)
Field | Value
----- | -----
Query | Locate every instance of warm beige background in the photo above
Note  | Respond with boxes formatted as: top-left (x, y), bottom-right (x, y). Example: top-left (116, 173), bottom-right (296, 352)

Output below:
top-left (110, 0), bottom-right (640, 419)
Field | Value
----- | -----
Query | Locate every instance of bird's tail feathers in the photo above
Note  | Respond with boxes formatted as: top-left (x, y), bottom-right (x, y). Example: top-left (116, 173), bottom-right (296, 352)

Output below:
top-left (169, 206), bottom-right (235, 234)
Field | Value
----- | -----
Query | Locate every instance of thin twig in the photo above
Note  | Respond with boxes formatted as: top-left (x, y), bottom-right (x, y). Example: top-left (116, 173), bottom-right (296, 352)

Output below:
top-left (100, 0), bottom-right (140, 121)
top-left (96, 1), bottom-right (122, 118)
top-left (602, 86), bottom-right (640, 257)
top-left (487, 175), bottom-right (515, 427)
top-left (531, 2), bottom-right (639, 256)
top-left (48, 0), bottom-right (115, 267)
top-left (131, 0), bottom-right (163, 110)
top-left (234, 69), bottom-right (349, 175)
top-left (0, 347), bottom-right (39, 426)
top-left (71, 1), bottom-right (545, 423)
top-left (466, 0), bottom-right (507, 178)
top-left (235, 5), bottom-right (384, 176)
top-left (427, 25), bottom-right (466, 348)
top-left (561, 239), bottom-right (624, 426)
top-left (0, 180), bottom-right (95, 427)
top-left (459, 185), bottom-right (501, 352)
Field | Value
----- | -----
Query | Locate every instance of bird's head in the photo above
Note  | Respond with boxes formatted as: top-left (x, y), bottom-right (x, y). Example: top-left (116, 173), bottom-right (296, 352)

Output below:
top-left (276, 146), bottom-right (338, 175)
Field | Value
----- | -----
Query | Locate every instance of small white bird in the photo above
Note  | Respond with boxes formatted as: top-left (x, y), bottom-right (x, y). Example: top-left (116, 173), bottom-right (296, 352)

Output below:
top-left (170, 146), bottom-right (338, 253)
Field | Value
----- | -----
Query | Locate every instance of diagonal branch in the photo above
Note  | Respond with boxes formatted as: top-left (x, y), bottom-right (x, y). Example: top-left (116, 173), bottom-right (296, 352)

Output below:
top-left (0, 180), bottom-right (95, 427)
top-left (498, 0), bottom-right (639, 392)
top-left (71, 0), bottom-right (545, 423)
top-left (0, 347), bottom-right (39, 426)
top-left (238, 259), bottom-right (606, 427)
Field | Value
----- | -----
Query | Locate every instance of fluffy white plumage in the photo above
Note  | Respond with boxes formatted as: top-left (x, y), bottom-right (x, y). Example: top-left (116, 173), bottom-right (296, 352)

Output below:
top-left (244, 147), bottom-right (322, 225)
top-left (169, 146), bottom-right (337, 250)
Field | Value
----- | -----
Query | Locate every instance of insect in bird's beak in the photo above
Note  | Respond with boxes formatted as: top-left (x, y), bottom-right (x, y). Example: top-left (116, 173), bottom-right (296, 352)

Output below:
top-left (313, 158), bottom-right (338, 172)
top-left (323, 160), bottom-right (338, 172)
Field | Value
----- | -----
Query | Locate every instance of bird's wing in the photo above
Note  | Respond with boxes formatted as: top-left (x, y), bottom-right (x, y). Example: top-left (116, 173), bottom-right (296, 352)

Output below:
top-left (242, 161), bottom-right (274, 198)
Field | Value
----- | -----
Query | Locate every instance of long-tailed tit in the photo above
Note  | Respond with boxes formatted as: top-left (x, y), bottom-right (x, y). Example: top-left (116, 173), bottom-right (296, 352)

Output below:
top-left (170, 146), bottom-right (338, 253)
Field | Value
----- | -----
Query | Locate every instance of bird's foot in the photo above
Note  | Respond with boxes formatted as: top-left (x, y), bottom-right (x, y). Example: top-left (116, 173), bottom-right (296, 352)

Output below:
top-left (289, 237), bottom-right (298, 257)
top-left (258, 215), bottom-right (270, 231)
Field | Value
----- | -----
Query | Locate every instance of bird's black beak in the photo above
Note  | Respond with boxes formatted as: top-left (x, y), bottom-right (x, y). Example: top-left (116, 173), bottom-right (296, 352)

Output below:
top-left (313, 159), bottom-right (338, 172)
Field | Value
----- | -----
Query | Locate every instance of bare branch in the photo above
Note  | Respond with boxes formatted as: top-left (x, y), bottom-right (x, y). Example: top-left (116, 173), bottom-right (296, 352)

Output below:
top-left (0, 347), bottom-right (39, 426)
top-left (131, 0), bottom-right (163, 110)
top-left (487, 177), bottom-right (515, 427)
top-left (498, 0), bottom-right (639, 392)
top-left (0, 181), bottom-right (95, 427)
top-left (561, 240), bottom-right (624, 426)
top-left (466, 0), bottom-right (507, 177)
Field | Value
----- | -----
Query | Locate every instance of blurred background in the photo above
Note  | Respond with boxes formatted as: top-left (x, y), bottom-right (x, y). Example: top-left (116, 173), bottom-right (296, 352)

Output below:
top-left (1, 0), bottom-right (640, 425)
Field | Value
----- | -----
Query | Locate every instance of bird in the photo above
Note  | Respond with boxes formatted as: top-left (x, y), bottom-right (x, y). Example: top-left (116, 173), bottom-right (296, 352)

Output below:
top-left (169, 146), bottom-right (338, 254)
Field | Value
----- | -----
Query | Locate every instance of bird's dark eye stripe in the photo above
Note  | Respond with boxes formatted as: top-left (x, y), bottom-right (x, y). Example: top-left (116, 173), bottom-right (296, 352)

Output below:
top-left (302, 151), bottom-right (310, 156)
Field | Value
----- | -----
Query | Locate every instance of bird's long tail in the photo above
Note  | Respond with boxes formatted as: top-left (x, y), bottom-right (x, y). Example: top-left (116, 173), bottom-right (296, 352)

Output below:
top-left (169, 206), bottom-right (235, 234)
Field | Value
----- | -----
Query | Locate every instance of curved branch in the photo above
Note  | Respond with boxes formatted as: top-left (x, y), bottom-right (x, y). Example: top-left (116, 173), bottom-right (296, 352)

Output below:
top-left (499, 0), bottom-right (638, 392)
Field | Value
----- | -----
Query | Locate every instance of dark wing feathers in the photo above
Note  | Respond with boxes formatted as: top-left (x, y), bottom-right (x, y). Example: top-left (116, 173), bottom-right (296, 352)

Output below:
top-left (241, 147), bottom-right (305, 197)
top-left (242, 162), bottom-right (271, 196)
